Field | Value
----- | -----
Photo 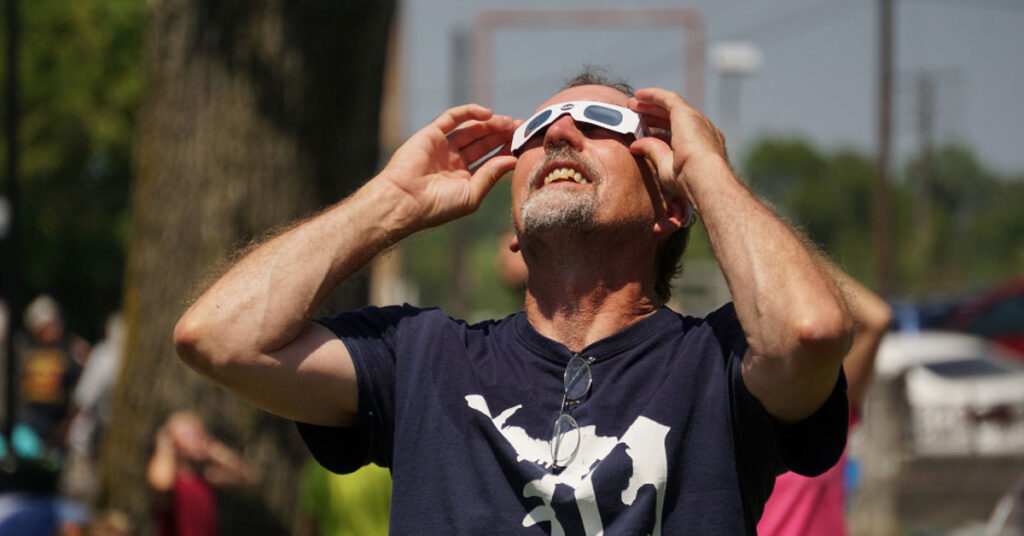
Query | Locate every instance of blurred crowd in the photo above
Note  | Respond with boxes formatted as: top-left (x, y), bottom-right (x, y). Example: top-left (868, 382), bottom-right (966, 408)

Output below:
top-left (0, 294), bottom-right (128, 534)
top-left (0, 295), bottom-right (391, 535)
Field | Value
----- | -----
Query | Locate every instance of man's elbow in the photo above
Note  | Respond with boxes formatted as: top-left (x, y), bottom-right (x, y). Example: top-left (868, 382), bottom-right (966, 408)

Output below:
top-left (793, 304), bottom-right (854, 364)
top-left (173, 312), bottom-right (225, 376)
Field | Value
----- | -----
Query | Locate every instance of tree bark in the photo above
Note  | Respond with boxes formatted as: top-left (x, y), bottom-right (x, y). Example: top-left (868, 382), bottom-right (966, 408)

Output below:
top-left (99, 1), bottom-right (395, 532)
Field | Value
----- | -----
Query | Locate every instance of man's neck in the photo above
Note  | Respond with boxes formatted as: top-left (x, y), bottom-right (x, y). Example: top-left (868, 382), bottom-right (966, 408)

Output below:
top-left (519, 228), bottom-right (661, 352)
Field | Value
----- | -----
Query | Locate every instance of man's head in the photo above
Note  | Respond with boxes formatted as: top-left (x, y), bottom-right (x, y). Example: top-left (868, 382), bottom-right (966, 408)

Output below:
top-left (510, 69), bottom-right (690, 303)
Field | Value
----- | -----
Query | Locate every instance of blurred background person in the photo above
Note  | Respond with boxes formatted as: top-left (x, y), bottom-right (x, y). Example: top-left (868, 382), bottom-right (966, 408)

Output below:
top-left (297, 461), bottom-right (390, 536)
top-left (757, 273), bottom-right (892, 536)
top-left (62, 312), bottom-right (125, 503)
top-left (16, 295), bottom-right (88, 460)
top-left (0, 299), bottom-right (92, 535)
top-left (146, 411), bottom-right (258, 536)
top-left (495, 230), bottom-right (528, 297)
top-left (84, 509), bottom-right (133, 536)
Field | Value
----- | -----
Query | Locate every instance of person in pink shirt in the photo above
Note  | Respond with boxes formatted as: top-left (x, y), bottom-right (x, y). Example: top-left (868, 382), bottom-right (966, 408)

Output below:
top-left (758, 274), bottom-right (892, 535)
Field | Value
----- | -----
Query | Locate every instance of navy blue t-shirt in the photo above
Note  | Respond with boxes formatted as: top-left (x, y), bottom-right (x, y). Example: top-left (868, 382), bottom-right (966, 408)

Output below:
top-left (297, 303), bottom-right (847, 535)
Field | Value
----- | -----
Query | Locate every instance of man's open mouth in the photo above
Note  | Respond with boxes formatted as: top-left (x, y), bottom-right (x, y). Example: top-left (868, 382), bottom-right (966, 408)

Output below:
top-left (543, 167), bottom-right (590, 186)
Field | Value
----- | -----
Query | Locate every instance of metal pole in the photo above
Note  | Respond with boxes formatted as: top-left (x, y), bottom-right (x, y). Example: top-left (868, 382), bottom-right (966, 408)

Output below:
top-left (914, 71), bottom-right (934, 248)
top-left (3, 0), bottom-right (21, 457)
top-left (718, 72), bottom-right (742, 157)
top-left (874, 0), bottom-right (894, 295)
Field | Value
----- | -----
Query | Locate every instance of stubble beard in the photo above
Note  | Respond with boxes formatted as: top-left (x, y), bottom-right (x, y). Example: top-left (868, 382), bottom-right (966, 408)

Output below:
top-left (518, 147), bottom-right (601, 238)
top-left (519, 186), bottom-right (598, 236)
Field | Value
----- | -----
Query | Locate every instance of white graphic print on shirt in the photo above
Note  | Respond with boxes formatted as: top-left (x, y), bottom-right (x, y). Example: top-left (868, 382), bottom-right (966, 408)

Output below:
top-left (466, 395), bottom-right (670, 536)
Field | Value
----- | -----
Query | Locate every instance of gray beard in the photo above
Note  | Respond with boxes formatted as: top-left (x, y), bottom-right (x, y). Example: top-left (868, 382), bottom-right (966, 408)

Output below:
top-left (519, 186), bottom-right (597, 236)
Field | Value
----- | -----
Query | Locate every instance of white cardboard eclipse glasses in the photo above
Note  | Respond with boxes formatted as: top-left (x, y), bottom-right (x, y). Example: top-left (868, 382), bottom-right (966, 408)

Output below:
top-left (510, 100), bottom-right (648, 155)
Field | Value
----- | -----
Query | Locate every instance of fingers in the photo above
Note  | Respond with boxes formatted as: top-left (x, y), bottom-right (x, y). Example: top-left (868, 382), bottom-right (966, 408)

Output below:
top-left (459, 129), bottom-right (515, 165)
top-left (635, 106), bottom-right (671, 131)
top-left (468, 155), bottom-right (517, 206)
top-left (631, 87), bottom-right (694, 113)
top-left (630, 136), bottom-right (673, 177)
top-left (629, 88), bottom-right (696, 131)
top-left (431, 103), bottom-right (497, 134)
top-left (445, 114), bottom-right (515, 148)
top-left (631, 136), bottom-right (686, 200)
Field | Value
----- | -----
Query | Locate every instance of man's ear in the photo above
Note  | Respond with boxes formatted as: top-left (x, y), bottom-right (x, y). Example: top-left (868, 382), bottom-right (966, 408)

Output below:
top-left (653, 196), bottom-right (691, 235)
top-left (509, 233), bottom-right (520, 253)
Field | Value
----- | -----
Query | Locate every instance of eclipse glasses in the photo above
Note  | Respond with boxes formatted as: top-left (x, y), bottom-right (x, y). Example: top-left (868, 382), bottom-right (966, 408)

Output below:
top-left (510, 100), bottom-right (648, 156)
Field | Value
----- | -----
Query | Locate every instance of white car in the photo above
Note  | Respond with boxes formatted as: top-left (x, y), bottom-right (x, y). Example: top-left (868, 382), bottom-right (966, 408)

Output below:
top-left (875, 331), bottom-right (1024, 456)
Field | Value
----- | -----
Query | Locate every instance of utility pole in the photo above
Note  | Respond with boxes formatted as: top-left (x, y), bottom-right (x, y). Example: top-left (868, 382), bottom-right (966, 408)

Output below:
top-left (875, 0), bottom-right (894, 295)
top-left (914, 71), bottom-right (935, 253)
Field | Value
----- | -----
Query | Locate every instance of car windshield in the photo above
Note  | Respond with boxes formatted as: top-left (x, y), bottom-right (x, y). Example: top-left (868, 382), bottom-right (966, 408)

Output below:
top-left (923, 358), bottom-right (1014, 378)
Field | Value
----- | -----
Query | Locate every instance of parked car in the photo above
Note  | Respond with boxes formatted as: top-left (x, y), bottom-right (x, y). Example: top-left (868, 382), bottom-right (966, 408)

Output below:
top-left (876, 331), bottom-right (1024, 456)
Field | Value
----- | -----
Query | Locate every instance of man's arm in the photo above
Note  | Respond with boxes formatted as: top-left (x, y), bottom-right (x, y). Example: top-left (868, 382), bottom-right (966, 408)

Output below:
top-left (173, 104), bottom-right (517, 427)
top-left (629, 88), bottom-right (853, 423)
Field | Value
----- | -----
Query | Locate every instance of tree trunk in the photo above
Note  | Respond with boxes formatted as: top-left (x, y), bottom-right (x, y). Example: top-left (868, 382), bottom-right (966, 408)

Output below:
top-left (99, 1), bottom-right (395, 533)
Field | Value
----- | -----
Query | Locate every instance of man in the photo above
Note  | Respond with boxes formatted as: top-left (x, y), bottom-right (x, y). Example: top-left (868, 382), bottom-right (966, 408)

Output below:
top-left (175, 72), bottom-right (853, 534)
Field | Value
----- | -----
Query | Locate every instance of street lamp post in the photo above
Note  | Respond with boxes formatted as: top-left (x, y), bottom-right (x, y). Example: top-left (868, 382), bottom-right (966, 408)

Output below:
top-left (710, 41), bottom-right (763, 161)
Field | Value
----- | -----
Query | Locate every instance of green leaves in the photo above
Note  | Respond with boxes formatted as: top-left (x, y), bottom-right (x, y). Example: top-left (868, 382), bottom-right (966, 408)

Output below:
top-left (2, 0), bottom-right (144, 338)
top-left (742, 137), bottom-right (1024, 296)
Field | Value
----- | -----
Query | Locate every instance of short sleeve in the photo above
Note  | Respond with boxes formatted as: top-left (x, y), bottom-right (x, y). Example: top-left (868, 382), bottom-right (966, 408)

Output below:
top-left (295, 304), bottom-right (422, 474)
top-left (706, 302), bottom-right (849, 475)
top-left (705, 302), bottom-right (849, 527)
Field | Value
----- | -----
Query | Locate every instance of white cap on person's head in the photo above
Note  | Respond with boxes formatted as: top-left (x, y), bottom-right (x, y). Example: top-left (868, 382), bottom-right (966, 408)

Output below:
top-left (24, 294), bottom-right (61, 333)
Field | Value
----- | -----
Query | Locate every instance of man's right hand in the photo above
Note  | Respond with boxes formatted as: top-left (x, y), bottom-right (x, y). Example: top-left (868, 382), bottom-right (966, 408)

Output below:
top-left (375, 104), bottom-right (518, 233)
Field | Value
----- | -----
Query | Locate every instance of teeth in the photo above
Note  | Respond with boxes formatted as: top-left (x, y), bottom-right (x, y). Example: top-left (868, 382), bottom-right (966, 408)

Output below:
top-left (542, 167), bottom-right (589, 185)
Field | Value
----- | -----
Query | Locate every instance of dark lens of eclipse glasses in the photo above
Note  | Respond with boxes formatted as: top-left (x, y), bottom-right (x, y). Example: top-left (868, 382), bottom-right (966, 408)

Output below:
top-left (524, 109), bottom-right (553, 137)
top-left (583, 105), bottom-right (624, 127)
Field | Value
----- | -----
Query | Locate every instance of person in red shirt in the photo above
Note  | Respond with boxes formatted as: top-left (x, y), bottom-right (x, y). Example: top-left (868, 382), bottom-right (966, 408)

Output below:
top-left (146, 411), bottom-right (258, 536)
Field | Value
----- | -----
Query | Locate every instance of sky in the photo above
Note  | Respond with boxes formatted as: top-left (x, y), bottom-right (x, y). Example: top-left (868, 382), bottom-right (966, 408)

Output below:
top-left (396, 0), bottom-right (1024, 177)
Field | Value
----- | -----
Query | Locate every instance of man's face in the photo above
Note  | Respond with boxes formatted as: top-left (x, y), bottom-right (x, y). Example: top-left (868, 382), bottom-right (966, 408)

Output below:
top-left (510, 85), bottom-right (660, 242)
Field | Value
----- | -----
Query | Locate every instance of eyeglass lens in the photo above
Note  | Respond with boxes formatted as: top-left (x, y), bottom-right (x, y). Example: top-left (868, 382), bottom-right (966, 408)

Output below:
top-left (552, 413), bottom-right (580, 467)
top-left (564, 355), bottom-right (593, 401)
top-left (552, 356), bottom-right (594, 467)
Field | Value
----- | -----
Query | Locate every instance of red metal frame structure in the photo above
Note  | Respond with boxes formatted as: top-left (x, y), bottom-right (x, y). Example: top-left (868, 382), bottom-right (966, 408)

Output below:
top-left (471, 8), bottom-right (706, 110)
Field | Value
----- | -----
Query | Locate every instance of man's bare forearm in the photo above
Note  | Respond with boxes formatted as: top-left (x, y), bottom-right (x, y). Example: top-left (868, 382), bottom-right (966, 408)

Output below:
top-left (689, 157), bottom-right (852, 422)
top-left (690, 157), bottom-right (851, 363)
top-left (174, 179), bottom-right (409, 369)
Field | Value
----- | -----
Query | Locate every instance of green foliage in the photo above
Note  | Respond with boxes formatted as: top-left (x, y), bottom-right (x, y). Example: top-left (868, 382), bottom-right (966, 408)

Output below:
top-left (743, 136), bottom-right (1024, 297)
top-left (403, 177), bottom-right (522, 321)
top-left (743, 138), bottom-right (878, 282)
top-left (2, 0), bottom-right (143, 339)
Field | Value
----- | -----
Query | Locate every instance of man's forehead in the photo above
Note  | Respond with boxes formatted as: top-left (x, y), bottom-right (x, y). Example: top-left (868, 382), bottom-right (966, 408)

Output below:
top-left (533, 84), bottom-right (630, 113)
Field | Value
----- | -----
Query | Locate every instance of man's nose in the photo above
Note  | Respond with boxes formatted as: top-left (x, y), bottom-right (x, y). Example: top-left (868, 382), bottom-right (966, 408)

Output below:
top-left (543, 115), bottom-right (585, 152)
